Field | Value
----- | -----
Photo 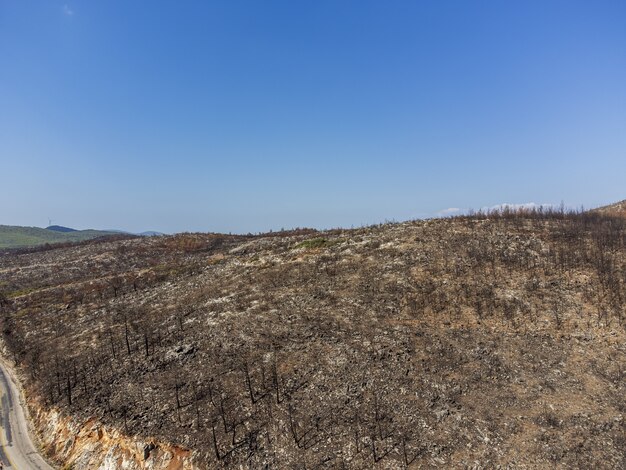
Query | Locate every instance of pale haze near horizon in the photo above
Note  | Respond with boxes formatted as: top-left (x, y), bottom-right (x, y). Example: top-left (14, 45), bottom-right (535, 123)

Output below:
top-left (1, 1), bottom-right (625, 234)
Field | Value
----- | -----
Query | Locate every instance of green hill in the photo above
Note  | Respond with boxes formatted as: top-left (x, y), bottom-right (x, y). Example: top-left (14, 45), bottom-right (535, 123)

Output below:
top-left (0, 225), bottom-right (120, 249)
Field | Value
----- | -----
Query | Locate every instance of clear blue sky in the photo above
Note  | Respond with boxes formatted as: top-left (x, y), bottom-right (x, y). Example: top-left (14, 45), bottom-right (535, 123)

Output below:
top-left (1, 1), bottom-right (625, 233)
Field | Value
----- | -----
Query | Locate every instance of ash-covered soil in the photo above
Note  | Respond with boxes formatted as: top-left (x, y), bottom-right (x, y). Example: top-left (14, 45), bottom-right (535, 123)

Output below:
top-left (1, 213), bottom-right (625, 468)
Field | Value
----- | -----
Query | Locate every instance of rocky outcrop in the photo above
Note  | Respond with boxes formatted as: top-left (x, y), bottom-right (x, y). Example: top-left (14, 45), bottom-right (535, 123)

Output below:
top-left (29, 396), bottom-right (196, 469)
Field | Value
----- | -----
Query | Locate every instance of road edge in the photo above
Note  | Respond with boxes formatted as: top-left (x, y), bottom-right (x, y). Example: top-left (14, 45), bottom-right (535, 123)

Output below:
top-left (0, 351), bottom-right (59, 469)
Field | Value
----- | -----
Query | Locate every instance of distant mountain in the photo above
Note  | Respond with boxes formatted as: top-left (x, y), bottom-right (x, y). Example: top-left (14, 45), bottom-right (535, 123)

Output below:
top-left (104, 229), bottom-right (165, 237)
top-left (138, 231), bottom-right (164, 237)
top-left (591, 199), bottom-right (626, 218)
top-left (46, 225), bottom-right (78, 233)
top-left (0, 225), bottom-right (122, 249)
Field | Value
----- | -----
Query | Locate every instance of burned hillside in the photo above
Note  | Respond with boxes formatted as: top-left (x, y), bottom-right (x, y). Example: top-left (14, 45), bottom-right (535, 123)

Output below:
top-left (1, 211), bottom-right (625, 468)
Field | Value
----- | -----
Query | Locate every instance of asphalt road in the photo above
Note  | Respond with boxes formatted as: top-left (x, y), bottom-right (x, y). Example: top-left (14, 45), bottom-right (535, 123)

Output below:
top-left (0, 361), bottom-right (54, 469)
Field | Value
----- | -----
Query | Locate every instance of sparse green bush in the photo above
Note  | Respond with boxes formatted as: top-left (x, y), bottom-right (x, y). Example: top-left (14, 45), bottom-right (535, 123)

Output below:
top-left (295, 237), bottom-right (344, 250)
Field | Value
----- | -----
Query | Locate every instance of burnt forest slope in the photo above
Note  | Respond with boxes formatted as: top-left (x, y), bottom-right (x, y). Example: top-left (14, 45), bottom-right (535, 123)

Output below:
top-left (0, 214), bottom-right (625, 469)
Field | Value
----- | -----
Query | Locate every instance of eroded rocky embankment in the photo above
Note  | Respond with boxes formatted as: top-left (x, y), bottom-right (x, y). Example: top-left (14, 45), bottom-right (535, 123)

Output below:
top-left (30, 398), bottom-right (196, 470)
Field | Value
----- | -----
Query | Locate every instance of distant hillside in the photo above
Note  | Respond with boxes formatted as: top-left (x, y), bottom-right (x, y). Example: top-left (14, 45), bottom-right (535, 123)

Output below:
top-left (592, 199), bottom-right (626, 218)
top-left (45, 225), bottom-right (77, 233)
top-left (0, 225), bottom-right (120, 249)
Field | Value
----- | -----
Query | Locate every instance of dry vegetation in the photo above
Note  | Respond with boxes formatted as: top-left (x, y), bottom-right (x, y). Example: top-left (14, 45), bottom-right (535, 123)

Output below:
top-left (1, 209), bottom-right (625, 468)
